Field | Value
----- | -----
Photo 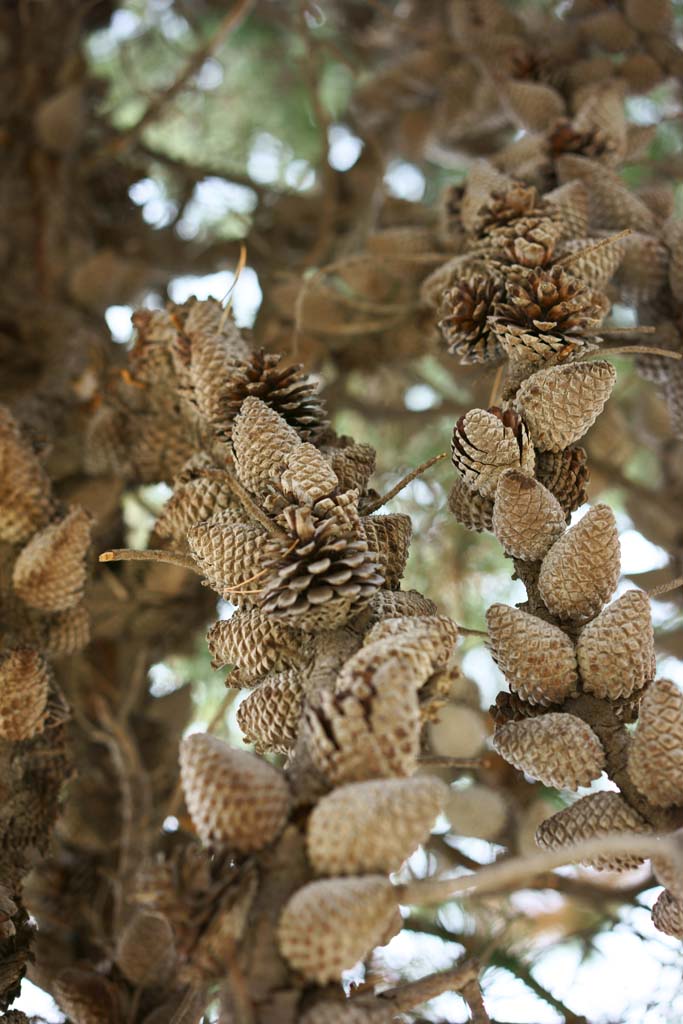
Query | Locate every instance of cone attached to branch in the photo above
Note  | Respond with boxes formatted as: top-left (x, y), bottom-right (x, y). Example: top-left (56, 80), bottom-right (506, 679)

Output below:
top-left (179, 734), bottom-right (290, 851)
top-left (360, 514), bottom-right (412, 588)
top-left (486, 604), bottom-right (578, 706)
top-left (576, 590), bottom-right (654, 701)
top-left (54, 968), bottom-right (124, 1024)
top-left (278, 876), bottom-right (397, 983)
top-left (327, 441), bottom-right (376, 494)
top-left (493, 713), bottom-right (605, 789)
top-left (154, 476), bottom-right (236, 541)
top-left (0, 648), bottom-right (50, 741)
top-left (12, 505), bottom-right (92, 612)
top-left (438, 272), bottom-right (505, 364)
top-left (448, 476), bottom-right (494, 533)
top-left (652, 890), bottom-right (683, 939)
top-left (188, 514), bottom-right (269, 599)
top-left (534, 446), bottom-right (589, 519)
top-left (0, 406), bottom-right (52, 542)
top-left (452, 407), bottom-right (534, 498)
top-left (115, 911), bottom-right (175, 987)
top-left (492, 469), bottom-right (565, 560)
top-left (236, 671), bottom-right (304, 752)
top-left (516, 361), bottom-right (616, 452)
top-left (628, 680), bottom-right (683, 807)
top-left (538, 504), bottom-right (620, 620)
top-left (280, 443), bottom-right (339, 505)
top-left (307, 776), bottom-right (448, 876)
top-left (232, 396), bottom-right (301, 495)
top-left (207, 607), bottom-right (305, 680)
top-left (535, 792), bottom-right (651, 871)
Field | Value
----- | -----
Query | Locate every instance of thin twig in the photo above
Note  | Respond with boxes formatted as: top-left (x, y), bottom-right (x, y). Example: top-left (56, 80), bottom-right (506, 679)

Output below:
top-left (212, 468), bottom-right (290, 540)
top-left (418, 755), bottom-right (490, 768)
top-left (554, 228), bottom-right (632, 268)
top-left (362, 453), bottom-right (447, 514)
top-left (648, 575), bottom-right (683, 598)
top-left (99, 548), bottom-right (200, 572)
top-left (488, 364), bottom-right (504, 408)
top-left (377, 960), bottom-right (481, 1011)
top-left (594, 345), bottom-right (683, 359)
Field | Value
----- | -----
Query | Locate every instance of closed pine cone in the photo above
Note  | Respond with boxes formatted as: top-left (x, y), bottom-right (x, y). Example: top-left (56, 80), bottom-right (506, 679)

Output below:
top-left (179, 734), bottom-right (290, 851)
top-left (0, 648), bottom-right (50, 741)
top-left (451, 407), bottom-right (535, 498)
top-left (538, 504), bottom-right (620, 620)
top-left (652, 890), bottom-right (683, 939)
top-left (207, 607), bottom-right (305, 680)
top-left (628, 679), bottom-right (683, 807)
top-left (486, 604), bottom-right (578, 706)
top-left (39, 602), bottom-right (91, 657)
top-left (115, 911), bottom-right (175, 987)
top-left (493, 713), bottom-right (605, 789)
top-left (360, 513), bottom-right (412, 588)
top-left (307, 776), bottom-right (448, 875)
top-left (534, 446), bottom-right (589, 518)
top-left (280, 443), bottom-right (339, 505)
top-left (438, 272), bottom-right (505, 363)
top-left (213, 349), bottom-right (328, 441)
top-left (492, 469), bottom-right (565, 560)
top-left (448, 475), bottom-right (494, 532)
top-left (12, 505), bottom-right (92, 612)
top-left (187, 513), bottom-right (270, 600)
top-left (489, 690), bottom-right (546, 725)
top-left (232, 396), bottom-right (301, 495)
top-left (362, 616), bottom-right (458, 673)
top-left (277, 876), bottom-right (397, 984)
top-left (365, 588), bottom-right (438, 622)
top-left (54, 968), bottom-right (123, 1024)
top-left (516, 360), bottom-right (616, 452)
top-left (576, 590), bottom-right (654, 701)
top-left (236, 672), bottom-right (304, 752)
top-left (154, 476), bottom-right (235, 541)
top-left (327, 440), bottom-right (376, 494)
top-left (535, 791), bottom-right (651, 870)
top-left (0, 406), bottom-right (52, 542)
top-left (175, 298), bottom-right (250, 423)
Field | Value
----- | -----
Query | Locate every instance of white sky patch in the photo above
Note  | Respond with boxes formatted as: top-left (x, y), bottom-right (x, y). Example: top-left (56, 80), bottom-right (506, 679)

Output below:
top-left (105, 304), bottom-right (134, 343)
top-left (284, 159), bottom-right (315, 191)
top-left (148, 661), bottom-right (178, 696)
top-left (619, 529), bottom-right (670, 574)
top-left (405, 383), bottom-right (439, 410)
top-left (248, 132), bottom-right (286, 184)
top-left (217, 599), bottom-right (236, 620)
top-left (384, 160), bottom-right (425, 201)
top-left (194, 57), bottom-right (224, 91)
top-left (15, 980), bottom-right (65, 1022)
top-left (168, 267), bottom-right (263, 327)
top-left (328, 124), bottom-right (363, 171)
top-left (657, 657), bottom-right (683, 686)
top-left (177, 176), bottom-right (257, 239)
top-left (163, 814), bottom-right (179, 832)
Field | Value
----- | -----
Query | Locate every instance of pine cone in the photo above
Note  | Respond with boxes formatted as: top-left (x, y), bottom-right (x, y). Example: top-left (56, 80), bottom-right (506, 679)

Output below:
top-left (535, 792), bottom-right (651, 870)
top-left (174, 298), bottom-right (250, 423)
top-left (300, 999), bottom-right (396, 1024)
top-left (492, 469), bottom-right (566, 560)
top-left (307, 776), bottom-right (448, 875)
top-left (365, 588), bottom-right (438, 622)
top-left (493, 713), bottom-right (605, 789)
top-left (0, 406), bottom-right (52, 542)
top-left (0, 648), bottom-right (50, 741)
top-left (207, 608), bottom-right (305, 680)
top-left (652, 890), bottom-right (683, 939)
top-left (232, 396), bottom-right (301, 495)
top-left (54, 968), bottom-right (124, 1024)
top-left (360, 514), bottom-right (412, 588)
top-left (115, 911), bottom-right (175, 987)
top-left (503, 79), bottom-right (565, 133)
top-left (576, 590), bottom-right (654, 701)
top-left (236, 672), bottom-right (303, 752)
top-left (559, 234), bottom-right (627, 292)
top-left (327, 440), bottom-right (376, 494)
top-left (438, 273), bottom-right (505, 363)
top-left (538, 504), bottom-right (619, 620)
top-left (473, 182), bottom-right (540, 235)
top-left (480, 216), bottom-right (561, 268)
top-left (493, 265), bottom-right (607, 338)
top-left (39, 602), bottom-right (91, 657)
top-left (535, 446), bottom-right (589, 519)
top-left (628, 680), bottom-right (683, 807)
top-left (179, 735), bottom-right (290, 850)
top-left (214, 349), bottom-right (328, 441)
top-left (489, 690), bottom-right (546, 725)
top-left (12, 505), bottom-right (92, 612)
top-left (452, 407), bottom-right (535, 498)
top-left (517, 361), bottom-right (616, 452)
top-left (277, 876), bottom-right (397, 984)
top-left (154, 476), bottom-right (236, 541)
top-left (259, 510), bottom-right (383, 631)
top-left (362, 615), bottom-right (458, 672)
top-left (548, 118), bottom-right (614, 163)
top-left (486, 604), bottom-right (578, 706)
top-left (187, 513), bottom-right (269, 600)
top-left (544, 180), bottom-right (590, 240)
top-left (446, 783), bottom-right (508, 840)
top-left (280, 443), bottom-right (339, 505)
top-left (448, 476), bottom-right (494, 533)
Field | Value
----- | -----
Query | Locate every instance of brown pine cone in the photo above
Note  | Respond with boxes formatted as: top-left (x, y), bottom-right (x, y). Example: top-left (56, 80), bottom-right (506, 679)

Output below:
top-left (493, 713), bottom-right (605, 789)
top-left (448, 476), bottom-right (494, 533)
top-left (534, 446), bottom-right (589, 519)
top-left (115, 911), bottom-right (175, 987)
top-left (452, 407), bottom-right (535, 498)
top-left (628, 680), bottom-right (683, 807)
top-left (0, 648), bottom-right (50, 741)
top-left (492, 265), bottom-right (607, 346)
top-left (360, 513), bottom-right (412, 588)
top-left (236, 671), bottom-right (304, 753)
top-left (154, 476), bottom-right (236, 541)
top-left (538, 504), bottom-right (619, 621)
top-left (365, 588), bottom-right (438, 622)
top-left (479, 216), bottom-right (561, 268)
top-left (517, 361), bottom-right (616, 452)
top-left (576, 590), bottom-right (655, 701)
top-left (486, 604), bottom-right (578, 706)
top-left (558, 234), bottom-right (628, 292)
top-left (300, 999), bottom-right (396, 1024)
top-left (492, 469), bottom-right (566, 560)
top-left (207, 607), bottom-right (305, 680)
top-left (652, 890), bottom-right (683, 939)
top-left (474, 182), bottom-right (540, 235)
top-left (232, 396), bottom-right (301, 495)
top-left (327, 440), bottom-right (376, 494)
top-left (489, 690), bottom-right (546, 725)
top-left (535, 791), bottom-right (651, 871)
top-left (214, 349), bottom-right (328, 441)
top-left (0, 406), bottom-right (53, 542)
top-left (37, 602), bottom-right (91, 658)
top-left (280, 443), bottom-right (339, 505)
top-left (548, 118), bottom-right (614, 162)
top-left (188, 513), bottom-right (269, 600)
top-left (54, 968), bottom-right (124, 1024)
top-left (12, 505), bottom-right (92, 612)
top-left (438, 272), bottom-right (505, 363)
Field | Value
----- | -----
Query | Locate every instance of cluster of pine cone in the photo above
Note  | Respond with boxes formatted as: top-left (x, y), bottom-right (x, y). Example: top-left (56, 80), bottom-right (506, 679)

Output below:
top-left (435, 147), bottom-right (683, 937)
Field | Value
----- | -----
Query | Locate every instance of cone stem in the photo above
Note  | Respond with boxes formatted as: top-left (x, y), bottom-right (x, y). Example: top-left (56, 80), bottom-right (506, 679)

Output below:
top-left (554, 228), bottom-right (632, 268)
top-left (397, 832), bottom-right (672, 905)
top-left (362, 452), bottom-right (447, 514)
top-left (99, 548), bottom-right (200, 572)
top-left (206, 468), bottom-right (289, 540)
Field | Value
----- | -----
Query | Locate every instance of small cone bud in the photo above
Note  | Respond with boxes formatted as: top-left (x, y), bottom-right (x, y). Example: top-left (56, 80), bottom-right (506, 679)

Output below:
top-left (179, 734), bottom-right (290, 850)
top-left (0, 406), bottom-right (52, 542)
top-left (446, 783), bottom-right (508, 840)
top-left (0, 648), bottom-right (50, 741)
top-left (535, 792), bottom-right (651, 870)
top-left (280, 443), bottom-right (339, 504)
top-left (628, 680), bottom-right (683, 807)
top-left (516, 361), bottom-right (616, 452)
top-left (278, 876), bottom-right (397, 983)
top-left (538, 504), bottom-right (620, 620)
top-left (448, 476), bottom-right (494, 533)
top-left (307, 776), bottom-right (448, 875)
top-left (493, 713), bottom-right (605, 789)
top-left (576, 590), bottom-right (654, 700)
top-left (115, 911), bottom-right (175, 987)
top-left (492, 469), bottom-right (565, 560)
top-left (486, 604), bottom-right (578, 706)
top-left (12, 506), bottom-right (92, 612)
top-left (54, 968), bottom-right (124, 1024)
top-left (207, 607), bottom-right (305, 680)
top-left (236, 671), bottom-right (303, 752)
top-left (652, 890), bottom-right (683, 939)
top-left (360, 514), bottom-right (412, 588)
top-left (452, 407), bottom-right (535, 498)
top-left (232, 396), bottom-right (301, 494)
